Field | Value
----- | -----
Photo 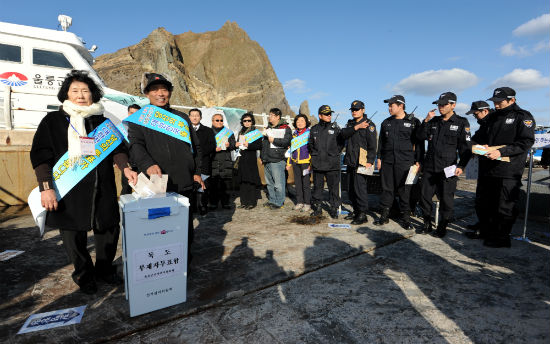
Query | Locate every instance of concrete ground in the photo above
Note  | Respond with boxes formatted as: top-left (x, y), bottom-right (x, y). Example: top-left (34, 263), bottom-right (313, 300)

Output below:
top-left (1, 173), bottom-right (549, 344)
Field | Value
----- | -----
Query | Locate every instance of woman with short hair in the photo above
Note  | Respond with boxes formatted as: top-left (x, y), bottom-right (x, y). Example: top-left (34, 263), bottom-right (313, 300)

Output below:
top-left (30, 70), bottom-right (137, 294)
top-left (286, 114), bottom-right (312, 211)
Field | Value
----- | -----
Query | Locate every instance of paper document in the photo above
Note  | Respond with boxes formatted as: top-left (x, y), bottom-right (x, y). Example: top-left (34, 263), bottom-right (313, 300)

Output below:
top-left (198, 174), bottom-right (209, 193)
top-left (357, 164), bottom-right (374, 175)
top-left (358, 148), bottom-right (368, 167)
top-left (28, 187), bottom-right (47, 237)
top-left (267, 128), bottom-right (285, 148)
top-left (238, 135), bottom-right (247, 150)
top-left (405, 165), bottom-right (419, 185)
top-left (303, 169), bottom-right (311, 176)
top-left (131, 173), bottom-right (168, 197)
top-left (443, 165), bottom-right (457, 178)
top-left (472, 145), bottom-right (510, 162)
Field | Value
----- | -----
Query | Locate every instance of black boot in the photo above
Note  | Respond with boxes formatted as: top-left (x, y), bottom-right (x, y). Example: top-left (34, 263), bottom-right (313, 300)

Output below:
top-left (344, 211), bottom-right (355, 220)
top-left (417, 216), bottom-right (432, 234)
top-left (483, 216), bottom-right (513, 248)
top-left (329, 208), bottom-right (338, 219)
top-left (400, 212), bottom-right (413, 230)
top-left (351, 212), bottom-right (368, 225)
top-left (374, 208), bottom-right (390, 226)
top-left (310, 203), bottom-right (322, 217)
top-left (465, 219), bottom-right (488, 239)
top-left (431, 219), bottom-right (448, 238)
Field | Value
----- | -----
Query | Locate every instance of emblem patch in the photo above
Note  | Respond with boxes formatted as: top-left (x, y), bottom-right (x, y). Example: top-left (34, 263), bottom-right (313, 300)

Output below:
top-left (465, 127), bottom-right (470, 133)
top-left (369, 126), bottom-right (375, 132)
top-left (328, 129), bottom-right (334, 134)
top-left (506, 118), bottom-right (515, 124)
top-left (523, 120), bottom-right (533, 128)
top-left (404, 122), bottom-right (411, 128)
top-left (450, 125), bottom-right (459, 131)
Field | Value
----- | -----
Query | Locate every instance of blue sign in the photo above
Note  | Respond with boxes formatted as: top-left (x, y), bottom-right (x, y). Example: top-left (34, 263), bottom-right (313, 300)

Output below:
top-left (18, 305), bottom-right (86, 334)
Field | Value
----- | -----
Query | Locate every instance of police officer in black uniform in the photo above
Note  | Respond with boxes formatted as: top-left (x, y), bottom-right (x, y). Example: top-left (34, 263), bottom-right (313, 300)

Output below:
top-left (463, 101), bottom-right (492, 238)
top-left (374, 95), bottom-right (422, 230)
top-left (472, 87), bottom-right (535, 248)
top-left (416, 92), bottom-right (472, 238)
top-left (342, 100), bottom-right (377, 225)
top-left (309, 105), bottom-right (347, 219)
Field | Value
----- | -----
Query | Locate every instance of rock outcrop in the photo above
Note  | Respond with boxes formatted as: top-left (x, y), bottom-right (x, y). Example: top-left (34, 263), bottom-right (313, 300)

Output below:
top-left (94, 22), bottom-right (294, 116)
top-left (299, 100), bottom-right (310, 116)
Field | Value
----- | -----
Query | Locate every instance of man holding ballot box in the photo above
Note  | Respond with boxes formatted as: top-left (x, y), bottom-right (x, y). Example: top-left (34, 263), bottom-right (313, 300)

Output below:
top-left (470, 87), bottom-right (535, 248)
top-left (416, 92), bottom-right (472, 238)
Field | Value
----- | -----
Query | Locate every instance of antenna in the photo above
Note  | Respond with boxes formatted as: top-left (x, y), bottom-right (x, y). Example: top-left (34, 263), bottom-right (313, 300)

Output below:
top-left (410, 106), bottom-right (418, 114)
top-left (58, 15), bottom-right (72, 31)
top-left (368, 111), bottom-right (378, 121)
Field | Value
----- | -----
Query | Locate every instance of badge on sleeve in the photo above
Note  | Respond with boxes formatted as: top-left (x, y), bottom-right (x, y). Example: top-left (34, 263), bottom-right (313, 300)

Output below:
top-left (465, 127), bottom-right (470, 133)
top-left (523, 120), bottom-right (533, 128)
top-left (369, 126), bottom-right (375, 132)
top-left (79, 136), bottom-right (96, 156)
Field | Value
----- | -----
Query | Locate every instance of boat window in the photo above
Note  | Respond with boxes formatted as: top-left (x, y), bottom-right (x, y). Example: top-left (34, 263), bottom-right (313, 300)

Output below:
top-left (0, 43), bottom-right (22, 63)
top-left (33, 49), bottom-right (73, 69)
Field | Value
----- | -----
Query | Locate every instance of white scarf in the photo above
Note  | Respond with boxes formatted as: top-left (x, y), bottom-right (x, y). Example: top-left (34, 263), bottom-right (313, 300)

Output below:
top-left (62, 100), bottom-right (104, 166)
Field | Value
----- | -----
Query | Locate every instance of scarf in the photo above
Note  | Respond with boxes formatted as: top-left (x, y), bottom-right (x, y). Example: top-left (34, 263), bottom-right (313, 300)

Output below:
top-left (62, 100), bottom-right (104, 166)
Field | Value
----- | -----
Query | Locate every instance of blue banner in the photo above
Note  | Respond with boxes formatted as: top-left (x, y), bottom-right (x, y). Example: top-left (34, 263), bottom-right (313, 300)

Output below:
top-left (244, 129), bottom-right (262, 143)
top-left (52, 119), bottom-right (123, 200)
top-left (123, 105), bottom-right (192, 149)
top-left (290, 130), bottom-right (310, 152)
top-left (215, 127), bottom-right (234, 148)
top-left (116, 123), bottom-right (129, 142)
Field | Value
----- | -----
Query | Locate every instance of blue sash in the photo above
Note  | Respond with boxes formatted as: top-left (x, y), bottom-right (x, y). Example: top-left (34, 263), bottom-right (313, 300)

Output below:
top-left (290, 130), bottom-right (310, 152)
top-left (244, 129), bottom-right (262, 143)
top-left (116, 123), bottom-right (129, 142)
top-left (52, 119), bottom-right (123, 200)
top-left (215, 127), bottom-right (234, 148)
top-left (123, 105), bottom-right (192, 150)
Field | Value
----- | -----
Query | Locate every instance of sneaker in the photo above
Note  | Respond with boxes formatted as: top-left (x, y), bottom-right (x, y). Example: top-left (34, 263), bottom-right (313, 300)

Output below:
top-left (294, 203), bottom-right (304, 210)
top-left (301, 204), bottom-right (311, 212)
top-left (269, 204), bottom-right (282, 210)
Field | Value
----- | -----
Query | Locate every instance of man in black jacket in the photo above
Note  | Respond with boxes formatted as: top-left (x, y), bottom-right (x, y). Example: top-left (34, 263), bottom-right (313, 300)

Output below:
top-left (309, 105), bottom-right (354, 219)
top-left (472, 87), bottom-right (535, 248)
top-left (189, 108), bottom-right (216, 215)
top-left (342, 101), bottom-right (377, 224)
top-left (210, 112), bottom-right (237, 209)
top-left (463, 101), bottom-right (492, 238)
top-left (374, 95), bottom-right (422, 229)
top-left (260, 108), bottom-right (292, 209)
top-left (416, 92), bottom-right (472, 238)
top-left (128, 72), bottom-right (204, 265)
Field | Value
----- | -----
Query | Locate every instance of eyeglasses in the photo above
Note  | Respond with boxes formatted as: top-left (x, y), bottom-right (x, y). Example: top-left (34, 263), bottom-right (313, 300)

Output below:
top-left (214, 119), bottom-right (223, 122)
top-left (351, 109), bottom-right (361, 112)
top-left (243, 119), bottom-right (252, 122)
top-left (321, 113), bottom-right (332, 116)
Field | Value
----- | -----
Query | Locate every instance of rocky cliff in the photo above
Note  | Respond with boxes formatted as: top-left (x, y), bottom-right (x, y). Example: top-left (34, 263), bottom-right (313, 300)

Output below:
top-left (94, 22), bottom-right (294, 115)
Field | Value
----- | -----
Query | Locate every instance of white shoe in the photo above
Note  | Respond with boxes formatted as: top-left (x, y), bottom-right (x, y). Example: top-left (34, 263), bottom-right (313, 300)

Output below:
top-left (294, 203), bottom-right (304, 210)
top-left (301, 204), bottom-right (311, 212)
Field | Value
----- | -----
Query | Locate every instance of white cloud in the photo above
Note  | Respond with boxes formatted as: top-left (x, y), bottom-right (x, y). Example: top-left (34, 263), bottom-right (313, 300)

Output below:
top-left (283, 78), bottom-right (310, 93)
top-left (513, 13), bottom-right (550, 37)
top-left (454, 103), bottom-right (470, 115)
top-left (290, 105), bottom-right (299, 113)
top-left (534, 40), bottom-right (550, 52)
top-left (393, 68), bottom-right (479, 96)
top-left (500, 43), bottom-right (530, 57)
top-left (308, 92), bottom-right (329, 100)
top-left (489, 69), bottom-right (550, 90)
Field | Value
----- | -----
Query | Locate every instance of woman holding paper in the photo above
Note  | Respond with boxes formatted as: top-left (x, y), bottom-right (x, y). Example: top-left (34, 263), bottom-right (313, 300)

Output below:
top-left (286, 114), bottom-right (312, 212)
top-left (209, 113), bottom-right (236, 209)
top-left (30, 70), bottom-right (137, 295)
top-left (236, 113), bottom-right (263, 209)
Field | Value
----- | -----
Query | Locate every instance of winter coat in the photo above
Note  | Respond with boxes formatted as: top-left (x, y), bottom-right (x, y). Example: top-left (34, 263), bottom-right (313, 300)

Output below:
top-left (194, 124), bottom-right (217, 175)
top-left (237, 128), bottom-right (262, 185)
top-left (308, 120), bottom-right (346, 171)
top-left (343, 115), bottom-right (378, 168)
top-left (288, 128), bottom-right (311, 165)
top-left (128, 106), bottom-right (202, 193)
top-left (377, 114), bottom-right (423, 165)
top-left (30, 110), bottom-right (126, 231)
top-left (211, 127), bottom-right (236, 179)
top-left (260, 119), bottom-right (292, 163)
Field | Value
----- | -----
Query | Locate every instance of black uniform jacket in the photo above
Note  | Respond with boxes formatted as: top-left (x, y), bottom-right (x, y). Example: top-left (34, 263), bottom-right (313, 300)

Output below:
top-left (260, 120), bottom-right (292, 163)
top-left (417, 112), bottom-right (472, 173)
top-left (236, 128), bottom-right (263, 185)
top-left (343, 115), bottom-right (378, 168)
top-left (211, 127), bottom-right (237, 179)
top-left (377, 114), bottom-right (423, 165)
top-left (128, 106), bottom-right (201, 193)
top-left (30, 110), bottom-right (126, 231)
top-left (308, 120), bottom-right (347, 171)
top-left (472, 103), bottom-right (535, 179)
top-left (194, 124), bottom-right (216, 176)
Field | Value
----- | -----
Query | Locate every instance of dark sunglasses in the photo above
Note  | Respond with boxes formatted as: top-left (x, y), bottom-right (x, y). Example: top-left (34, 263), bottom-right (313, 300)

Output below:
top-left (242, 119), bottom-right (252, 122)
top-left (321, 113), bottom-right (332, 116)
top-left (351, 108), bottom-right (361, 112)
top-left (214, 119), bottom-right (224, 122)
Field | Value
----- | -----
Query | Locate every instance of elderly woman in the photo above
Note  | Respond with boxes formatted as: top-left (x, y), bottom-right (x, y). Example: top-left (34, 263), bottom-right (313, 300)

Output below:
top-left (286, 114), bottom-right (312, 211)
top-left (236, 112), bottom-right (263, 209)
top-left (30, 70), bottom-right (137, 295)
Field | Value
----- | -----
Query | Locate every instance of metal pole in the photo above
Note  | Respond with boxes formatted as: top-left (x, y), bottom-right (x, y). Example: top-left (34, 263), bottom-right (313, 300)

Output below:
top-left (3, 86), bottom-right (12, 130)
top-left (520, 148), bottom-right (534, 240)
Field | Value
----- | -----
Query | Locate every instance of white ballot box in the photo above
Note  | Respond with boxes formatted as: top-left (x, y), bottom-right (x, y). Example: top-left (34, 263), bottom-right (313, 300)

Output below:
top-left (118, 192), bottom-right (189, 317)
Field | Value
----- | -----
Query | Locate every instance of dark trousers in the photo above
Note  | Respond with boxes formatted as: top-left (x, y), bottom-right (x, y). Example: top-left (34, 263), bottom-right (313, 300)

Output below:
top-left (60, 226), bottom-right (119, 286)
top-left (476, 176), bottom-right (521, 238)
top-left (292, 163), bottom-right (311, 204)
top-left (419, 171), bottom-right (457, 220)
top-left (240, 182), bottom-right (258, 207)
top-left (208, 175), bottom-right (231, 207)
top-left (347, 167), bottom-right (369, 212)
top-left (312, 170), bottom-right (340, 210)
top-left (379, 162), bottom-right (411, 212)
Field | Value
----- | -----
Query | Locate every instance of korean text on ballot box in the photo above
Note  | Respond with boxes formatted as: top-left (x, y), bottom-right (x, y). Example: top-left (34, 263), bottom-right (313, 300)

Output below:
top-left (119, 192), bottom-right (189, 317)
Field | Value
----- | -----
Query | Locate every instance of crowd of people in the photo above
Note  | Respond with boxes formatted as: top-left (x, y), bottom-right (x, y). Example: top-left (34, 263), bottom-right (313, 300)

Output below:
top-left (31, 70), bottom-right (536, 295)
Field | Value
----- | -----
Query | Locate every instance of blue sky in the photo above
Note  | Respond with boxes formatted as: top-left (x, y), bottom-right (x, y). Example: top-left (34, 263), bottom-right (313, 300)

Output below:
top-left (3, 0), bottom-right (549, 129)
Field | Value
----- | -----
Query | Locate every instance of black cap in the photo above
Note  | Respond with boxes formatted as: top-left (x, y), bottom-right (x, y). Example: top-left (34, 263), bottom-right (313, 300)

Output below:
top-left (465, 101), bottom-right (490, 115)
top-left (487, 87), bottom-right (516, 102)
top-left (349, 100), bottom-right (365, 110)
top-left (141, 72), bottom-right (173, 94)
top-left (318, 105), bottom-right (334, 114)
top-left (383, 95), bottom-right (406, 105)
top-left (432, 92), bottom-right (457, 105)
